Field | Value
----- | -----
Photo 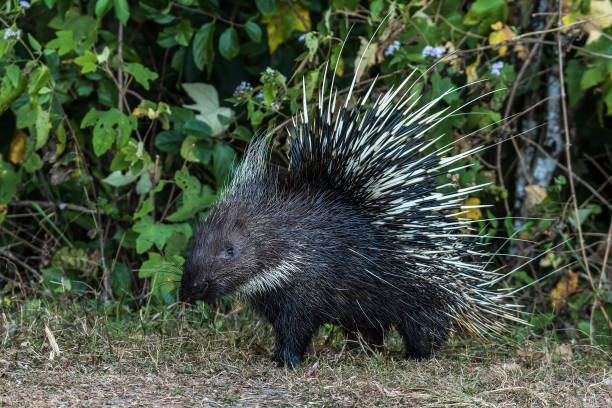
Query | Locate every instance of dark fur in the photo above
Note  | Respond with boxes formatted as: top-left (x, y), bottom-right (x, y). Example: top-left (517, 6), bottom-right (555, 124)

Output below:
top-left (181, 162), bottom-right (455, 367)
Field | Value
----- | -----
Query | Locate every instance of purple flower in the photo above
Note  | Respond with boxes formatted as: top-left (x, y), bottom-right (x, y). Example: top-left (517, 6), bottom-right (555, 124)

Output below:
top-left (19, 1), bottom-right (31, 8)
top-left (233, 81), bottom-right (254, 97)
top-left (384, 40), bottom-right (401, 57)
top-left (491, 61), bottom-right (504, 76)
top-left (421, 45), bottom-right (446, 59)
top-left (298, 34), bottom-right (306, 42)
top-left (3, 28), bottom-right (21, 40)
top-left (255, 91), bottom-right (264, 100)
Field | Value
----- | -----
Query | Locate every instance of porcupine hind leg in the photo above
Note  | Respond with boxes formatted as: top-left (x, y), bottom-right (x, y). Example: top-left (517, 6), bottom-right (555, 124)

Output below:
top-left (397, 318), bottom-right (441, 359)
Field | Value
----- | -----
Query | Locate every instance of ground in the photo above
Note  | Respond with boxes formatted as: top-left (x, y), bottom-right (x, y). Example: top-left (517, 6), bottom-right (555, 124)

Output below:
top-left (1, 300), bottom-right (611, 407)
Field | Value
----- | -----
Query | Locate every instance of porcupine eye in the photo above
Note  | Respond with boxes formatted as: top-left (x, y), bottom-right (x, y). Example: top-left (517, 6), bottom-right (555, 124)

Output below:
top-left (223, 247), bottom-right (234, 258)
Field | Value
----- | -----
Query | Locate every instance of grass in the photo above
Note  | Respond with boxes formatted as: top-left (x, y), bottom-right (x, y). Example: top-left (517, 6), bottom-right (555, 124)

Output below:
top-left (1, 295), bottom-right (611, 407)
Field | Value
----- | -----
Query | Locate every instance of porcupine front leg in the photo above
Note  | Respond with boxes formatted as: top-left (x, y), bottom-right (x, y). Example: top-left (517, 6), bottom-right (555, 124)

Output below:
top-left (271, 314), bottom-right (318, 368)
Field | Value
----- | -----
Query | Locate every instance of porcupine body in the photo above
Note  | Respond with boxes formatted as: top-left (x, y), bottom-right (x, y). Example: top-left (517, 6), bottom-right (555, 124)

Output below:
top-left (180, 62), bottom-right (521, 367)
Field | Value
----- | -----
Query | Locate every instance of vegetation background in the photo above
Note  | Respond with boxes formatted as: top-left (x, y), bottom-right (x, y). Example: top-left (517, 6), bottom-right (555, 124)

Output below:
top-left (0, 0), bottom-right (611, 405)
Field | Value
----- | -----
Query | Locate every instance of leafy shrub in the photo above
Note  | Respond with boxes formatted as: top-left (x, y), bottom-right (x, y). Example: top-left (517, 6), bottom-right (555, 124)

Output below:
top-left (0, 0), bottom-right (610, 344)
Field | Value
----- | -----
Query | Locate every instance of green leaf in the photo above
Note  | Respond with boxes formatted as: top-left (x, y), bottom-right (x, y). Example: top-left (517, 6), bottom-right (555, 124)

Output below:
top-left (155, 130), bottom-right (183, 153)
top-left (28, 65), bottom-right (51, 96)
top-left (74, 50), bottom-right (98, 73)
top-left (136, 171), bottom-right (152, 195)
top-left (219, 27), bottom-right (240, 60)
top-left (580, 66), bottom-right (605, 89)
top-left (124, 63), bottom-right (158, 90)
top-left (138, 252), bottom-right (163, 278)
top-left (138, 253), bottom-right (183, 305)
top-left (5, 65), bottom-right (20, 88)
top-left (463, 0), bottom-right (508, 34)
top-left (175, 19), bottom-right (194, 47)
top-left (305, 32), bottom-right (318, 58)
top-left (565, 59), bottom-right (582, 107)
top-left (0, 70), bottom-right (27, 114)
top-left (256, 0), bottom-right (278, 16)
top-left (22, 152), bottom-right (42, 173)
top-left (370, 0), bottom-right (384, 20)
top-left (95, 0), bottom-right (113, 19)
top-left (133, 216), bottom-right (192, 253)
top-left (182, 83), bottom-right (233, 136)
top-left (0, 158), bottom-right (19, 205)
top-left (111, 263), bottom-right (131, 296)
top-left (157, 25), bottom-right (178, 48)
top-left (46, 30), bottom-right (77, 55)
top-left (103, 169), bottom-right (140, 187)
top-left (160, 287), bottom-right (176, 305)
top-left (35, 110), bottom-right (50, 150)
top-left (233, 125), bottom-right (251, 140)
top-left (192, 22), bottom-right (215, 73)
top-left (166, 168), bottom-right (217, 222)
top-left (51, 247), bottom-right (88, 271)
top-left (604, 82), bottom-right (612, 115)
top-left (244, 21), bottom-right (262, 43)
top-left (81, 108), bottom-right (135, 156)
top-left (113, 0), bottom-right (130, 24)
top-left (213, 142), bottom-right (237, 186)
top-left (184, 119), bottom-right (212, 139)
top-left (28, 34), bottom-right (42, 53)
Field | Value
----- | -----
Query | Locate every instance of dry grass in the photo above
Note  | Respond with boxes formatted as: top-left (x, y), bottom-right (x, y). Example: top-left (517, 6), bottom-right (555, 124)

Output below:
top-left (1, 299), bottom-right (611, 407)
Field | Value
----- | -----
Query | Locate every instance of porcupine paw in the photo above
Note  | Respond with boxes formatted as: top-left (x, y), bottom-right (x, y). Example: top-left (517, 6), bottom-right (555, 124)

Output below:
top-left (273, 348), bottom-right (301, 369)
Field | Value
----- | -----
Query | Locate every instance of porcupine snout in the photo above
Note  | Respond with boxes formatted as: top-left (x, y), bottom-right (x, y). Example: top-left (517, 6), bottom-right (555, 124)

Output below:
top-left (180, 253), bottom-right (213, 303)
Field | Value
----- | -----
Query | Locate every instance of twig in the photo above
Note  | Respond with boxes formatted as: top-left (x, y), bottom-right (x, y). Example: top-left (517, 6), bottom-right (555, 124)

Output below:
top-left (590, 219), bottom-right (612, 337)
top-left (517, 135), bottom-right (612, 210)
top-left (287, 0), bottom-right (309, 31)
top-left (0, 249), bottom-right (41, 279)
top-left (16, 200), bottom-right (95, 214)
top-left (557, 6), bottom-right (611, 336)
top-left (118, 22), bottom-right (124, 113)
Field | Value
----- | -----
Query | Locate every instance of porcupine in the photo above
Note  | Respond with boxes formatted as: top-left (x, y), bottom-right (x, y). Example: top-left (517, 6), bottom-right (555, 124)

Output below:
top-left (180, 51), bottom-right (527, 368)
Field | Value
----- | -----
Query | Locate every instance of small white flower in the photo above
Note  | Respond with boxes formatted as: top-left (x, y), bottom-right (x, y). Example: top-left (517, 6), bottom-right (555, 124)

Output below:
top-left (265, 66), bottom-right (274, 73)
top-left (19, 1), bottom-right (31, 8)
top-left (422, 45), bottom-right (446, 59)
top-left (298, 34), bottom-right (306, 42)
top-left (233, 81), bottom-right (254, 97)
top-left (384, 40), bottom-right (401, 57)
top-left (491, 61), bottom-right (504, 76)
top-left (3, 28), bottom-right (21, 40)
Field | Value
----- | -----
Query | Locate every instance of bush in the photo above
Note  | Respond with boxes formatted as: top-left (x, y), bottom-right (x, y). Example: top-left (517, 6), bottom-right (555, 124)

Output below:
top-left (0, 0), bottom-right (610, 345)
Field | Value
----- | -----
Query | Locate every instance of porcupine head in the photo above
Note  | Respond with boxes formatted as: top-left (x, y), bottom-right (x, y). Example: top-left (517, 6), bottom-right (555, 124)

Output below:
top-left (181, 55), bottom-right (530, 367)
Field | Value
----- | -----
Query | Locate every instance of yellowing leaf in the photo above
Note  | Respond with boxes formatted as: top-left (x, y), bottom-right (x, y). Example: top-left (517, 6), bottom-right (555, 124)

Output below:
top-left (9, 129), bottom-right (27, 164)
top-left (441, 41), bottom-right (460, 71)
top-left (452, 197), bottom-right (482, 220)
top-left (335, 57), bottom-right (344, 76)
top-left (550, 269), bottom-right (577, 312)
top-left (462, 197), bottom-right (482, 221)
top-left (353, 37), bottom-right (377, 84)
top-left (524, 184), bottom-right (547, 210)
top-left (490, 21), bottom-right (503, 31)
top-left (261, 3), bottom-right (310, 53)
top-left (488, 21), bottom-right (515, 56)
top-left (466, 53), bottom-right (481, 83)
top-left (562, 15), bottom-right (576, 25)
top-left (0, 204), bottom-right (7, 224)
top-left (578, 0), bottom-right (612, 44)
